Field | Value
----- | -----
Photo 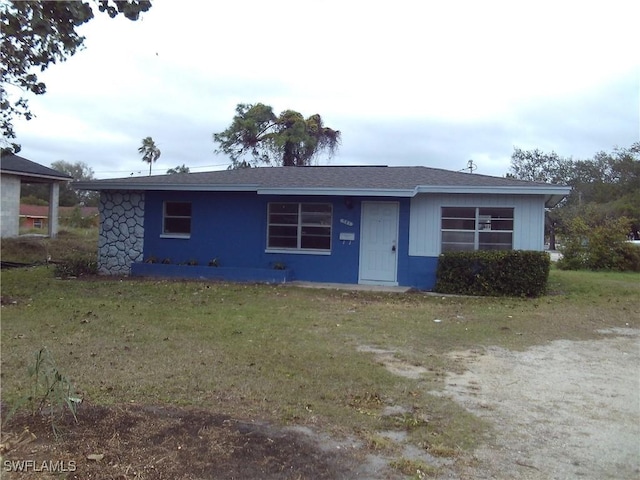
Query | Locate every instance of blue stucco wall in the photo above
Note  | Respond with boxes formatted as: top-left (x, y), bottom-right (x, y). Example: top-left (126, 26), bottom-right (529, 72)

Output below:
top-left (141, 191), bottom-right (438, 289)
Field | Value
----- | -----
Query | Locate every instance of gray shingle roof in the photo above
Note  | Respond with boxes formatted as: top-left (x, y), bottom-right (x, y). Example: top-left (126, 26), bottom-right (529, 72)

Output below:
top-left (76, 165), bottom-right (564, 190)
top-left (0, 153), bottom-right (72, 181)
top-left (75, 166), bottom-right (570, 206)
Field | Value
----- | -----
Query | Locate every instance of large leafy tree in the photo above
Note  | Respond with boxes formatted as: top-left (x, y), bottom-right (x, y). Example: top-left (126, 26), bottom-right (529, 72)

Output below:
top-left (213, 103), bottom-right (341, 168)
top-left (509, 147), bottom-right (572, 249)
top-left (509, 142), bottom-right (640, 250)
top-left (509, 147), bottom-right (571, 184)
top-left (53, 160), bottom-right (99, 206)
top-left (1, 0), bottom-right (152, 151)
top-left (138, 136), bottom-right (161, 175)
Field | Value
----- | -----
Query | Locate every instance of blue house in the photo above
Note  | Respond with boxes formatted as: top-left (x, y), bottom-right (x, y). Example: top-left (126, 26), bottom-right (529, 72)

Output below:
top-left (75, 166), bottom-right (570, 290)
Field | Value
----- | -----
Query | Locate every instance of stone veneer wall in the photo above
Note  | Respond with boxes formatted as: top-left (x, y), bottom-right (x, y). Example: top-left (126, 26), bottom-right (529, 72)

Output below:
top-left (98, 191), bottom-right (145, 275)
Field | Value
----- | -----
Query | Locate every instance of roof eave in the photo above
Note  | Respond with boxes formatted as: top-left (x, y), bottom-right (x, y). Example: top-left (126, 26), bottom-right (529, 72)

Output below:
top-left (545, 194), bottom-right (568, 208)
top-left (74, 182), bottom-right (572, 203)
top-left (2, 169), bottom-right (72, 182)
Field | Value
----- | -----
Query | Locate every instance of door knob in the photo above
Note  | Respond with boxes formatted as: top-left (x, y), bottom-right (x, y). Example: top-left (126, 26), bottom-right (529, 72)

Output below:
top-left (392, 245), bottom-right (396, 252)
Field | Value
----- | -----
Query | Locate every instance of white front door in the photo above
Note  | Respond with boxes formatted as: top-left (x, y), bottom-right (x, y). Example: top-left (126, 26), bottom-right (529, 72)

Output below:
top-left (359, 202), bottom-right (399, 284)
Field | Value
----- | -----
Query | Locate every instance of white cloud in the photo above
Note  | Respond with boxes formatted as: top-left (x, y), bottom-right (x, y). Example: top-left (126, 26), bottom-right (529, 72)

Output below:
top-left (10, 0), bottom-right (640, 179)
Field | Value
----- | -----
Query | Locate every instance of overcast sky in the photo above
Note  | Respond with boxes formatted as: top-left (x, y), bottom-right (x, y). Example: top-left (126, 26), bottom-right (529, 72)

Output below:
top-left (8, 0), bottom-right (640, 179)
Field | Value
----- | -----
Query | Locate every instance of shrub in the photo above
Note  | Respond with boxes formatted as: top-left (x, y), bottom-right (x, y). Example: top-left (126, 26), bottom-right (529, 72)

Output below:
top-left (557, 216), bottom-right (640, 271)
top-left (53, 254), bottom-right (98, 278)
top-left (618, 242), bottom-right (640, 272)
top-left (434, 250), bottom-right (550, 297)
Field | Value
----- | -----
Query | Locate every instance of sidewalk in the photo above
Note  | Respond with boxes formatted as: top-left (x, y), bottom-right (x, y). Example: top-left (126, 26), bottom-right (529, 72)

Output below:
top-left (288, 281), bottom-right (411, 293)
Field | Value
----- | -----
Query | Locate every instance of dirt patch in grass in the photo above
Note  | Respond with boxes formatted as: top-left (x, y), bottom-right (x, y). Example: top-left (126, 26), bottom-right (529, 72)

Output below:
top-left (1, 404), bottom-right (374, 480)
top-left (357, 345), bottom-right (429, 379)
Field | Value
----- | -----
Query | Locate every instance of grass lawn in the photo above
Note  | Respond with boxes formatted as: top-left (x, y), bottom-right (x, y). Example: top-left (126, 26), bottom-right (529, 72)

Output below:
top-left (1, 231), bottom-right (638, 476)
top-left (2, 263), bottom-right (638, 443)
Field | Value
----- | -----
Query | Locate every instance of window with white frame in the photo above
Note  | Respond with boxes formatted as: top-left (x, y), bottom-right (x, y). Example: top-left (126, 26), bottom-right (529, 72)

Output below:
top-left (441, 207), bottom-right (513, 252)
top-left (163, 201), bottom-right (191, 236)
top-left (268, 203), bottom-right (332, 251)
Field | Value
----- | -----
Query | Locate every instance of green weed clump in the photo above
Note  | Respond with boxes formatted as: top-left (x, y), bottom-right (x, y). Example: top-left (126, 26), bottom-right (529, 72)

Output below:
top-left (4, 347), bottom-right (80, 438)
top-left (390, 458), bottom-right (439, 479)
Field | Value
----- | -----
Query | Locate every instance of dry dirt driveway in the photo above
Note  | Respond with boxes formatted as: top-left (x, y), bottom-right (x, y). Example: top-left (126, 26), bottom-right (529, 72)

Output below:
top-left (440, 327), bottom-right (639, 479)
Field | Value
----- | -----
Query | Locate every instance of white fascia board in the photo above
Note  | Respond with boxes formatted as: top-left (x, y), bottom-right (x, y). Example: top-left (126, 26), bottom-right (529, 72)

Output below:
top-left (256, 188), bottom-right (416, 197)
top-left (414, 185), bottom-right (571, 196)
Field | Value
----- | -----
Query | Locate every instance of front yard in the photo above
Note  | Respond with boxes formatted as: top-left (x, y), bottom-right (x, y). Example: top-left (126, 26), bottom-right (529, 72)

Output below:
top-left (1, 265), bottom-right (638, 479)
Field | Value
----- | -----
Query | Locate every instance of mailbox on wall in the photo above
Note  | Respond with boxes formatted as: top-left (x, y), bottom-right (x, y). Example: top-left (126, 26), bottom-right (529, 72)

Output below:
top-left (339, 232), bottom-right (356, 243)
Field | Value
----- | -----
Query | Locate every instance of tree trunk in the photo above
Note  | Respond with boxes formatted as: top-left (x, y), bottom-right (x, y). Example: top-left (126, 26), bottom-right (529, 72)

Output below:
top-left (545, 214), bottom-right (558, 250)
top-left (549, 228), bottom-right (557, 250)
top-left (283, 142), bottom-right (295, 166)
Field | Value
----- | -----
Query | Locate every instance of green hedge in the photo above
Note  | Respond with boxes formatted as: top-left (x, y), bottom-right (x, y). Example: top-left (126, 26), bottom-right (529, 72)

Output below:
top-left (434, 250), bottom-right (550, 297)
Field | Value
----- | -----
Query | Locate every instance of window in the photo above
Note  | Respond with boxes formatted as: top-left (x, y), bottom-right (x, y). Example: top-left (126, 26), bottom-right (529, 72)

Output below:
top-left (33, 219), bottom-right (43, 229)
top-left (163, 201), bottom-right (191, 236)
top-left (441, 207), bottom-right (513, 252)
top-left (268, 203), bottom-right (332, 252)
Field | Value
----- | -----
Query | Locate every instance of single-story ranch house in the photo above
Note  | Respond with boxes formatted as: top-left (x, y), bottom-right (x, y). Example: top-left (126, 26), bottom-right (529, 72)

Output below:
top-left (75, 166), bottom-right (570, 290)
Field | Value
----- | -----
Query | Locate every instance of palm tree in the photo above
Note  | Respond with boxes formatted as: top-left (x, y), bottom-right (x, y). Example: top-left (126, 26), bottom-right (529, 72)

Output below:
top-left (214, 103), bottom-right (341, 168)
top-left (138, 137), bottom-right (161, 175)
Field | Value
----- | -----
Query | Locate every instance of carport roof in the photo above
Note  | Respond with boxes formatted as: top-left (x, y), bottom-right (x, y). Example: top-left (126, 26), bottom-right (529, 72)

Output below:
top-left (0, 153), bottom-right (72, 182)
